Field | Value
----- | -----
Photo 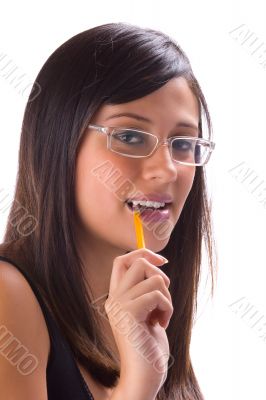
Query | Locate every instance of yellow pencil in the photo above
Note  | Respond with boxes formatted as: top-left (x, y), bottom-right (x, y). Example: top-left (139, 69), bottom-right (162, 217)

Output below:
top-left (134, 208), bottom-right (160, 326)
top-left (133, 208), bottom-right (146, 249)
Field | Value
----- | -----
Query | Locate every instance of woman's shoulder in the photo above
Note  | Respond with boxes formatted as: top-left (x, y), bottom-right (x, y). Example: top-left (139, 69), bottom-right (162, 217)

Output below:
top-left (0, 258), bottom-right (50, 370)
top-left (0, 258), bottom-right (94, 399)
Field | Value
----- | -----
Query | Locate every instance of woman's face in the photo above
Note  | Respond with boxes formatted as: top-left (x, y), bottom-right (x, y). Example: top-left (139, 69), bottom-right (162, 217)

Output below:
top-left (74, 77), bottom-right (199, 253)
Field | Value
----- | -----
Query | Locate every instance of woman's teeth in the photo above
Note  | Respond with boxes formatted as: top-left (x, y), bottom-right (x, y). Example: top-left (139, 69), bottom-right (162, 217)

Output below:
top-left (126, 200), bottom-right (166, 210)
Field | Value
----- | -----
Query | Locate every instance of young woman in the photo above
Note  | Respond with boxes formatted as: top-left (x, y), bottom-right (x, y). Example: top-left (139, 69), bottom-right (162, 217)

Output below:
top-left (0, 22), bottom-right (216, 400)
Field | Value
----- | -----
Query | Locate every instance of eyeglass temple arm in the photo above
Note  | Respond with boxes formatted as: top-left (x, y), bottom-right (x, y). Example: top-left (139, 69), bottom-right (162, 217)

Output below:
top-left (88, 124), bottom-right (108, 134)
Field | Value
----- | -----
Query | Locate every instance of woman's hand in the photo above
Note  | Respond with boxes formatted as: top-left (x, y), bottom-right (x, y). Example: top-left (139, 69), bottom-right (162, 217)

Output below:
top-left (105, 248), bottom-right (173, 399)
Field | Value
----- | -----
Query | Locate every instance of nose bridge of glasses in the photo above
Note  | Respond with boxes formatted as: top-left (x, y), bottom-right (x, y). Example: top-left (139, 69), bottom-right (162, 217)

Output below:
top-left (154, 137), bottom-right (173, 152)
top-left (158, 137), bottom-right (170, 146)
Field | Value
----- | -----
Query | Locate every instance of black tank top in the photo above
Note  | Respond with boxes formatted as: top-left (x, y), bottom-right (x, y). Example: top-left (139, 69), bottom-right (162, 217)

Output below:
top-left (0, 255), bottom-right (94, 400)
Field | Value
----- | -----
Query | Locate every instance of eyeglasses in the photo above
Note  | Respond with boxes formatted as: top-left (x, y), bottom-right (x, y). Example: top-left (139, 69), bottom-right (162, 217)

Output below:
top-left (87, 124), bottom-right (216, 166)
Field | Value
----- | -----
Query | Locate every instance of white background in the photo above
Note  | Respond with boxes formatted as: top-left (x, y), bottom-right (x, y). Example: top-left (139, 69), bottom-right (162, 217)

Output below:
top-left (0, 1), bottom-right (265, 399)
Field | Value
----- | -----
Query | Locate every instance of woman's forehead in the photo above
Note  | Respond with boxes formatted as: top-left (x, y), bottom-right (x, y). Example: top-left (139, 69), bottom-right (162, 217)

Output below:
top-left (92, 78), bottom-right (199, 126)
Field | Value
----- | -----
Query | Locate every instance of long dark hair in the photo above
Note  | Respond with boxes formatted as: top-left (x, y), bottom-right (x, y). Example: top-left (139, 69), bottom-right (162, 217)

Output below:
top-left (0, 22), bottom-right (216, 399)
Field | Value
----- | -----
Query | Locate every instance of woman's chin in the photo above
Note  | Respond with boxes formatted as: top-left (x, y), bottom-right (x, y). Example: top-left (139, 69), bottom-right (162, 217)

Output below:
top-left (124, 235), bottom-right (170, 253)
top-left (144, 238), bottom-right (169, 253)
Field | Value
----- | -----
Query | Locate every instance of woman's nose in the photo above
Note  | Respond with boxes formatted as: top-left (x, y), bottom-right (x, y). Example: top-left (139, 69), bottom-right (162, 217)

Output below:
top-left (141, 142), bottom-right (178, 182)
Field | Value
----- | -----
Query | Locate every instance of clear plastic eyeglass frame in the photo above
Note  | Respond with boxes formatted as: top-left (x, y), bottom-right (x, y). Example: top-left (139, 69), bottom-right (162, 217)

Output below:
top-left (87, 124), bottom-right (216, 166)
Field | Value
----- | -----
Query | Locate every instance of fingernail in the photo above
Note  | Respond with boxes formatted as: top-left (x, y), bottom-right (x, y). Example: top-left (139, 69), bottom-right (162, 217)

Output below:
top-left (159, 256), bottom-right (168, 264)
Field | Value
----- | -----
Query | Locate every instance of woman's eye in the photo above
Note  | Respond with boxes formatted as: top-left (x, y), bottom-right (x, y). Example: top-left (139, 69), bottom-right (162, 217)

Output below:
top-left (172, 139), bottom-right (193, 151)
top-left (114, 131), bottom-right (144, 144)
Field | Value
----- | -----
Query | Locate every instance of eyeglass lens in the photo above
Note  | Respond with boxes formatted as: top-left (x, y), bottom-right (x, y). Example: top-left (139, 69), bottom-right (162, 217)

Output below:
top-left (110, 129), bottom-right (210, 165)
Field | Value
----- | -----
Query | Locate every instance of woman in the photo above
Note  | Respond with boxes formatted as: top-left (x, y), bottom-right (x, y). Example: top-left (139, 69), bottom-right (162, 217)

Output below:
top-left (0, 22), bottom-right (216, 399)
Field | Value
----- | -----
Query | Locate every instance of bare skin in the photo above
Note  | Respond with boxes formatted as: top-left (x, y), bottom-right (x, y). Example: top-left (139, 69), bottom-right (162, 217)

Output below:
top-left (73, 76), bottom-right (199, 398)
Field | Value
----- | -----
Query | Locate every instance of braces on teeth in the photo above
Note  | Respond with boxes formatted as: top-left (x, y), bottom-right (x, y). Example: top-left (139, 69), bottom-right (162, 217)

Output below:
top-left (128, 200), bottom-right (166, 209)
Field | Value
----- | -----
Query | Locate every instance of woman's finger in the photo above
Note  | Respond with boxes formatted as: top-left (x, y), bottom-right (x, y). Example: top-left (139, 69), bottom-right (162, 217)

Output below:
top-left (114, 257), bottom-right (170, 296)
top-left (109, 248), bottom-right (168, 293)
top-left (126, 290), bottom-right (174, 326)
top-left (118, 271), bottom-right (172, 304)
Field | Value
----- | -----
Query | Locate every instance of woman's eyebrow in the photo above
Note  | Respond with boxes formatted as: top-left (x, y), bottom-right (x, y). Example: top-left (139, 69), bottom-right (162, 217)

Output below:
top-left (105, 112), bottom-right (198, 130)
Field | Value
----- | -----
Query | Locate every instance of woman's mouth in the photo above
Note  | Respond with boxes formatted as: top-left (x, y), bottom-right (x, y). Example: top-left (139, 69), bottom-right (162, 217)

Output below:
top-left (125, 200), bottom-right (166, 210)
top-left (125, 200), bottom-right (171, 222)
